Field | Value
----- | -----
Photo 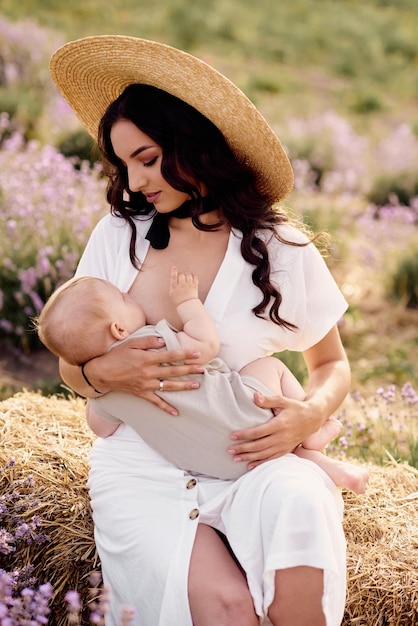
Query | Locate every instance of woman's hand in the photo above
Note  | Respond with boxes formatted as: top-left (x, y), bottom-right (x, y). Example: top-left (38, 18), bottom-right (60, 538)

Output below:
top-left (227, 393), bottom-right (324, 469)
top-left (227, 326), bottom-right (351, 470)
top-left (61, 334), bottom-right (205, 416)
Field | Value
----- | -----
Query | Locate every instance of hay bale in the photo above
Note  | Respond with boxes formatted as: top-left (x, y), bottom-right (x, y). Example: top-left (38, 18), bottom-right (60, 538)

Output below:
top-left (343, 461), bottom-right (418, 625)
top-left (1, 391), bottom-right (418, 625)
top-left (0, 391), bottom-right (98, 624)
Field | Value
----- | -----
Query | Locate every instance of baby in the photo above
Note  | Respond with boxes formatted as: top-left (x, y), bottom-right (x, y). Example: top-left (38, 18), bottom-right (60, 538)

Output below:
top-left (36, 267), bottom-right (368, 491)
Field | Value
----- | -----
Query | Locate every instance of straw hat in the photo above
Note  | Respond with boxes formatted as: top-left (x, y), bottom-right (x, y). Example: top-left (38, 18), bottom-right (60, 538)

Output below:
top-left (50, 35), bottom-right (293, 203)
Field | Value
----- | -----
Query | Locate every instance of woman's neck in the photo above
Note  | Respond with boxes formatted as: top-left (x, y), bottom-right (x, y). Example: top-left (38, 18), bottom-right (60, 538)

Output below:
top-left (145, 195), bottom-right (228, 249)
top-left (169, 208), bottom-right (226, 228)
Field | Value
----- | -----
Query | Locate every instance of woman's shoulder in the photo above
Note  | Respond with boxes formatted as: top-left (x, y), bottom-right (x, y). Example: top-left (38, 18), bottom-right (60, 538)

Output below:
top-left (274, 222), bottom-right (311, 245)
top-left (255, 221), bottom-right (310, 246)
top-left (257, 223), bottom-right (311, 261)
top-left (77, 213), bottom-right (153, 288)
top-left (259, 221), bottom-right (332, 282)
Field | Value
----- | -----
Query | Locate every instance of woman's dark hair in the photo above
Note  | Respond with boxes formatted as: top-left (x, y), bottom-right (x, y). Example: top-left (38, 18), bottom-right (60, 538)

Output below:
top-left (98, 84), bottom-right (309, 328)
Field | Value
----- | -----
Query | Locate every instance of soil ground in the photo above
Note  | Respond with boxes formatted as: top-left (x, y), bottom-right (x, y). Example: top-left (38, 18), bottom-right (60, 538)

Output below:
top-left (0, 341), bottom-right (60, 396)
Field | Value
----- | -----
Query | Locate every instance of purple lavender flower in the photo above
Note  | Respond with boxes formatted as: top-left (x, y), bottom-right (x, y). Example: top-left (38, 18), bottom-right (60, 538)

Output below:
top-left (65, 590), bottom-right (81, 611)
top-left (0, 529), bottom-right (15, 555)
top-left (401, 382), bottom-right (418, 404)
top-left (0, 569), bottom-right (52, 625)
top-left (377, 385), bottom-right (397, 403)
top-left (338, 436), bottom-right (349, 450)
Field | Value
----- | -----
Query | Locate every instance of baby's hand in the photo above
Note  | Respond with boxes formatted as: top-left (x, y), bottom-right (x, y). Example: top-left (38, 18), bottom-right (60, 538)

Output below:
top-left (169, 266), bottom-right (199, 307)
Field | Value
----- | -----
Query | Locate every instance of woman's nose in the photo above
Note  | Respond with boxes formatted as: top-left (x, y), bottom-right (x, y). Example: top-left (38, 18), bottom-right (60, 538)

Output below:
top-left (128, 166), bottom-right (147, 192)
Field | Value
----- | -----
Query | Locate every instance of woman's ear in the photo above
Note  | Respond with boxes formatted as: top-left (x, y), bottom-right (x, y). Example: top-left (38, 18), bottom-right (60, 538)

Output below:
top-left (110, 321), bottom-right (129, 341)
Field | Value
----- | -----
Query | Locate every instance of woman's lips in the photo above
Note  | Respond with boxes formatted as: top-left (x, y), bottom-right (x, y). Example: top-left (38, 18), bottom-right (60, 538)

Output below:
top-left (144, 192), bottom-right (161, 203)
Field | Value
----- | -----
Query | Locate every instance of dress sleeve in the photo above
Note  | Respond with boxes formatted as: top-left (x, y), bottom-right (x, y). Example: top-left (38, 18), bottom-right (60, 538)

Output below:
top-left (74, 214), bottom-right (147, 291)
top-left (269, 229), bottom-right (348, 352)
top-left (75, 215), bottom-right (120, 280)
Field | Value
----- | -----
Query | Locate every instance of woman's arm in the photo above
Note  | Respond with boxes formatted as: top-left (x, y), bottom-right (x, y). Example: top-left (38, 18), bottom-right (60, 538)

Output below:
top-left (59, 334), bottom-right (205, 416)
top-left (227, 325), bottom-right (351, 468)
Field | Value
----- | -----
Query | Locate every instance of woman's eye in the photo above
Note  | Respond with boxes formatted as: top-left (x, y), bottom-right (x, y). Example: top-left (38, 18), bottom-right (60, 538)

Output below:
top-left (143, 156), bottom-right (158, 168)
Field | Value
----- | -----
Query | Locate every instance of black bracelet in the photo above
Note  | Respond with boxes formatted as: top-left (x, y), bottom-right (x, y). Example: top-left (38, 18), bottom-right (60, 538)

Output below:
top-left (81, 363), bottom-right (104, 395)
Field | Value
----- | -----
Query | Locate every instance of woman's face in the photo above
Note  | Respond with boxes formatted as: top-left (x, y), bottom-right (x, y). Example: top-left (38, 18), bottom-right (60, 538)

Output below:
top-left (110, 119), bottom-right (191, 213)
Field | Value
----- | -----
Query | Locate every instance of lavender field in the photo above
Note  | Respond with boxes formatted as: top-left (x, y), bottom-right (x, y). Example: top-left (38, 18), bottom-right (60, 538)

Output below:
top-left (1, 11), bottom-right (417, 393)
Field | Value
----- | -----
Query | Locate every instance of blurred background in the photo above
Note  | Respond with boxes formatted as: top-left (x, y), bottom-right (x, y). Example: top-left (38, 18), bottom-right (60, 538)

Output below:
top-left (0, 0), bottom-right (417, 398)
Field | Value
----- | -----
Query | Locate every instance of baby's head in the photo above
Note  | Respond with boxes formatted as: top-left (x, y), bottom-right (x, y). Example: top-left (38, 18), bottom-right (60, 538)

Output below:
top-left (36, 276), bottom-right (146, 365)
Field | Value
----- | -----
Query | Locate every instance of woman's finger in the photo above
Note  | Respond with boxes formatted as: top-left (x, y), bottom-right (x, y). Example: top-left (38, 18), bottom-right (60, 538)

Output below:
top-left (230, 412), bottom-right (284, 442)
top-left (227, 436), bottom-right (288, 461)
top-left (228, 442), bottom-right (280, 465)
top-left (114, 335), bottom-right (202, 368)
top-left (153, 376), bottom-right (201, 393)
top-left (154, 361), bottom-right (205, 379)
top-left (253, 391), bottom-right (293, 411)
top-left (140, 390), bottom-right (182, 416)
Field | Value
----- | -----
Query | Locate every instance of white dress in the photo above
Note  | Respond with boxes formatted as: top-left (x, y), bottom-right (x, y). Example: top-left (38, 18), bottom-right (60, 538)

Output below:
top-left (77, 214), bottom-right (348, 626)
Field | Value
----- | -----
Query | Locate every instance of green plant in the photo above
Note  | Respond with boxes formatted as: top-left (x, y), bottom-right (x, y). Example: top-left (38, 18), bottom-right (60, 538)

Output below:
top-left (386, 436), bottom-right (418, 469)
top-left (368, 175), bottom-right (418, 207)
top-left (389, 248), bottom-right (418, 309)
top-left (0, 87), bottom-right (42, 134)
top-left (57, 129), bottom-right (98, 167)
top-left (348, 91), bottom-right (385, 114)
top-left (248, 76), bottom-right (282, 95)
top-left (357, 348), bottom-right (416, 386)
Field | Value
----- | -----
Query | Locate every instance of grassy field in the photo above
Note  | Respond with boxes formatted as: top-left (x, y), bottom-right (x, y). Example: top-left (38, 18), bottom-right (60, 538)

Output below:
top-left (1, 0), bottom-right (417, 131)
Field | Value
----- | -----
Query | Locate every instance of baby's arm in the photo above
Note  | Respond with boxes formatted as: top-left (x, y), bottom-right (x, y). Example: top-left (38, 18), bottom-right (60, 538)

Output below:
top-left (169, 266), bottom-right (220, 363)
top-left (86, 400), bottom-right (120, 438)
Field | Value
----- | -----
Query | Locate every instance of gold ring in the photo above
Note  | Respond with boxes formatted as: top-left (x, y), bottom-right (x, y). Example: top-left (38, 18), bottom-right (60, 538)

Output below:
top-left (159, 380), bottom-right (164, 392)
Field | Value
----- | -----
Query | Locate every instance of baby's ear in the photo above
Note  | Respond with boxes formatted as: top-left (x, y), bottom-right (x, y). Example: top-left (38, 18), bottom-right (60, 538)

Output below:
top-left (110, 321), bottom-right (129, 341)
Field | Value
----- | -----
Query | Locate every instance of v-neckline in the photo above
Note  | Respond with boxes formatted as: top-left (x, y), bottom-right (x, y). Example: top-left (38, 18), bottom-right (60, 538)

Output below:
top-left (134, 225), bottom-right (245, 325)
top-left (203, 228), bottom-right (245, 324)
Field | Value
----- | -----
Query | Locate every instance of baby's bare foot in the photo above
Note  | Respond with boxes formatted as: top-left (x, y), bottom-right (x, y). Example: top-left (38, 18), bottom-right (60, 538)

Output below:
top-left (302, 416), bottom-right (343, 450)
top-left (334, 461), bottom-right (369, 494)
top-left (295, 447), bottom-right (370, 494)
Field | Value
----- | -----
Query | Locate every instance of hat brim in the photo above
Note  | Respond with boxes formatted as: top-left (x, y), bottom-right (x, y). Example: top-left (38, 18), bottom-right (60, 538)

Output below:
top-left (50, 35), bottom-right (293, 203)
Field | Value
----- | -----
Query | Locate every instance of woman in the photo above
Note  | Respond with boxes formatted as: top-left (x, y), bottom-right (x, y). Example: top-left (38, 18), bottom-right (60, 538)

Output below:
top-left (50, 36), bottom-right (350, 626)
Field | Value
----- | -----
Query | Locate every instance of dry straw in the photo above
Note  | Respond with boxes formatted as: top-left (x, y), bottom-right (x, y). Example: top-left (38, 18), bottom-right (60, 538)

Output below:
top-left (343, 458), bottom-right (418, 625)
top-left (0, 391), bottom-right (98, 624)
top-left (1, 391), bottom-right (418, 625)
